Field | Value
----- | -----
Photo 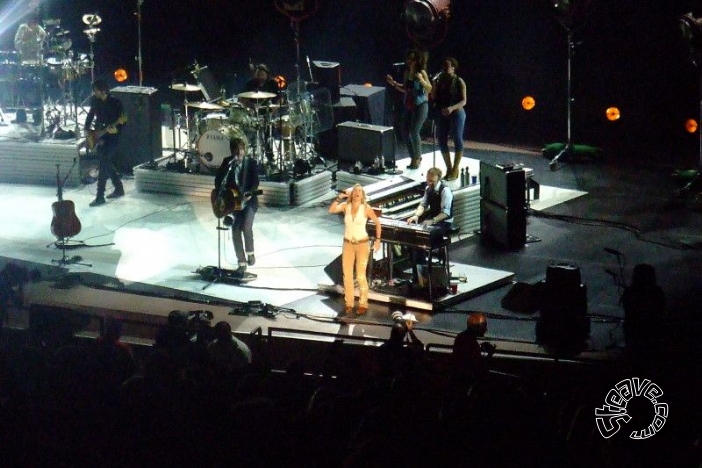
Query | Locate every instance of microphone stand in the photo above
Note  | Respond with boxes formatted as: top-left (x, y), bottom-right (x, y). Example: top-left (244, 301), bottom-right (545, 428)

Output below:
top-left (136, 0), bottom-right (144, 86)
top-left (202, 159), bottom-right (237, 290)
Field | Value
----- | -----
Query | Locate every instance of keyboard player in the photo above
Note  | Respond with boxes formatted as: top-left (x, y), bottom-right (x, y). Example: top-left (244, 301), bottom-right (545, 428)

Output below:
top-left (406, 167), bottom-right (453, 287)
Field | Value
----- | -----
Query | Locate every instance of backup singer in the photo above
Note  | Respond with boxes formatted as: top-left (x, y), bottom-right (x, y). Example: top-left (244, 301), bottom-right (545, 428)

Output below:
top-left (214, 138), bottom-right (259, 276)
top-left (329, 184), bottom-right (381, 316)
top-left (431, 57), bottom-right (467, 181)
top-left (407, 167), bottom-right (453, 286)
top-left (386, 50), bottom-right (432, 169)
top-left (85, 79), bottom-right (127, 207)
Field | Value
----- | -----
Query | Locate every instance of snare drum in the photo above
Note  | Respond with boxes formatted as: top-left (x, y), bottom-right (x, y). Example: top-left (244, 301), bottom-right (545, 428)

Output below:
top-left (197, 124), bottom-right (249, 171)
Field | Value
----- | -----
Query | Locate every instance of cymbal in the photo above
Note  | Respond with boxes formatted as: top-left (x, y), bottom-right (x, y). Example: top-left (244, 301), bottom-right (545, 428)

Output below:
top-left (237, 91), bottom-right (277, 100)
top-left (82, 14), bottom-right (102, 26)
top-left (170, 83), bottom-right (201, 92)
top-left (55, 30), bottom-right (70, 36)
top-left (186, 101), bottom-right (223, 110)
top-left (83, 28), bottom-right (101, 35)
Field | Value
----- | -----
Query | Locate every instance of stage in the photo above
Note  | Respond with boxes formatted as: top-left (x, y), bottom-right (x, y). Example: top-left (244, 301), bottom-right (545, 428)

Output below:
top-left (0, 112), bottom-right (627, 359)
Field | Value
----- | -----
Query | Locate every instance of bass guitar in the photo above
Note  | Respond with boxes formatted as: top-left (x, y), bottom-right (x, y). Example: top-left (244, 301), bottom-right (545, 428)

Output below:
top-left (210, 188), bottom-right (263, 218)
top-left (50, 162), bottom-right (82, 239)
top-left (86, 115), bottom-right (127, 151)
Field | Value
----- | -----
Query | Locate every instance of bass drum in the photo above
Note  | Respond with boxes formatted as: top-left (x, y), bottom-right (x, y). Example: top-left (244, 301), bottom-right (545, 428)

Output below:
top-left (197, 124), bottom-right (249, 172)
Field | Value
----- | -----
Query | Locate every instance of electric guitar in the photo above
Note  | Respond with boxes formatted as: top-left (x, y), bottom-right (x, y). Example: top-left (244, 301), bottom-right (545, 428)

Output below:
top-left (86, 115), bottom-right (127, 151)
top-left (50, 163), bottom-right (81, 239)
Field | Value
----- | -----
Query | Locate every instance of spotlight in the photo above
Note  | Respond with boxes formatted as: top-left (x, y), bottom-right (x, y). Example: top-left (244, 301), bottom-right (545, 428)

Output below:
top-left (521, 96), bottom-right (536, 110)
top-left (274, 75), bottom-right (287, 89)
top-left (114, 68), bottom-right (128, 82)
top-left (605, 107), bottom-right (621, 121)
top-left (686, 118), bottom-right (698, 133)
top-left (404, 0), bottom-right (451, 45)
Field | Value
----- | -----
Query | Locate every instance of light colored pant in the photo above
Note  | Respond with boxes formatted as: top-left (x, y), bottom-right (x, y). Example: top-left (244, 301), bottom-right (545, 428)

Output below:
top-left (342, 239), bottom-right (370, 308)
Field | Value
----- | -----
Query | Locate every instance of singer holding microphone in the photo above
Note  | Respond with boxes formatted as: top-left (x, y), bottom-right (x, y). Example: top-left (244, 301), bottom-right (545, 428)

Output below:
top-left (386, 50), bottom-right (432, 170)
top-left (329, 184), bottom-right (382, 317)
top-left (430, 57), bottom-right (467, 181)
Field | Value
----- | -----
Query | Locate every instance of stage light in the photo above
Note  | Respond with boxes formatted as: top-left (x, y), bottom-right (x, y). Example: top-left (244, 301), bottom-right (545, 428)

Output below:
top-left (521, 96), bottom-right (536, 110)
top-left (274, 75), bottom-right (287, 89)
top-left (364, 82), bottom-right (372, 87)
top-left (605, 107), bottom-right (621, 121)
top-left (404, 0), bottom-right (451, 45)
top-left (680, 12), bottom-right (702, 66)
top-left (114, 68), bottom-right (128, 82)
top-left (686, 118), bottom-right (698, 133)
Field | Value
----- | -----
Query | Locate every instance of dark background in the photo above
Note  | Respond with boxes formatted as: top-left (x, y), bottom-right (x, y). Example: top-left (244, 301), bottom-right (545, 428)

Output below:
top-left (2, 0), bottom-right (701, 164)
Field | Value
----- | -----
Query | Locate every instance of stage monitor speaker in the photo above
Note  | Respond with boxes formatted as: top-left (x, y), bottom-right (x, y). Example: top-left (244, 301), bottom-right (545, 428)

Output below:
top-left (479, 161), bottom-right (525, 209)
top-left (338, 121), bottom-right (395, 166)
top-left (312, 60), bottom-right (340, 104)
top-left (111, 86), bottom-right (162, 174)
top-left (480, 199), bottom-right (526, 249)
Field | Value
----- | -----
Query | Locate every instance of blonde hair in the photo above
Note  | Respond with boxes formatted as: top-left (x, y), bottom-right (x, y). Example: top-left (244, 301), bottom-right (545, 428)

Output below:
top-left (349, 183), bottom-right (367, 205)
top-left (427, 167), bottom-right (443, 179)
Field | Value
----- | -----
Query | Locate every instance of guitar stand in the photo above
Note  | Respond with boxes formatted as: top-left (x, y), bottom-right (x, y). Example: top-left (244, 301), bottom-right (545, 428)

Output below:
top-left (52, 237), bottom-right (92, 267)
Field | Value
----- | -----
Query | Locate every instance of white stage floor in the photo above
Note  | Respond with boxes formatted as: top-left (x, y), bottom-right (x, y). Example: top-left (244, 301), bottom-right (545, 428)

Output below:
top-left (0, 141), bottom-right (594, 354)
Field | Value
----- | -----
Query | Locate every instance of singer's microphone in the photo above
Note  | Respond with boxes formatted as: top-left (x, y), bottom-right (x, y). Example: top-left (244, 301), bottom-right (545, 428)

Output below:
top-left (392, 62), bottom-right (405, 67)
top-left (604, 247), bottom-right (622, 256)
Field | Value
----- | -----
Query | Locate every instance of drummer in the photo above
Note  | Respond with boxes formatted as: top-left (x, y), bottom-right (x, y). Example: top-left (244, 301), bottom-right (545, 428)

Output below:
top-left (242, 63), bottom-right (279, 98)
top-left (14, 15), bottom-right (47, 64)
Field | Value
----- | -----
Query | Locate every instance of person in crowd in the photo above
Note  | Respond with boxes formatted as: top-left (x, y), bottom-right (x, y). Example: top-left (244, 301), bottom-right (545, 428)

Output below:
top-left (214, 137), bottom-right (259, 276)
top-left (622, 263), bottom-right (666, 348)
top-left (207, 321), bottom-right (252, 374)
top-left (452, 312), bottom-right (495, 384)
top-left (406, 167), bottom-right (453, 286)
top-left (328, 184), bottom-right (381, 316)
top-left (430, 56), bottom-right (467, 181)
top-left (85, 79), bottom-right (127, 207)
top-left (386, 49), bottom-right (432, 169)
top-left (14, 15), bottom-right (47, 64)
top-left (0, 262), bottom-right (30, 335)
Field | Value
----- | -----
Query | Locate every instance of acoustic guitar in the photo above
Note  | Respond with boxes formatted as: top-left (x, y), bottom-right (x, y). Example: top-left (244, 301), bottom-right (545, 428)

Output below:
top-left (86, 115), bottom-right (127, 151)
top-left (50, 163), bottom-right (81, 239)
top-left (210, 188), bottom-right (262, 218)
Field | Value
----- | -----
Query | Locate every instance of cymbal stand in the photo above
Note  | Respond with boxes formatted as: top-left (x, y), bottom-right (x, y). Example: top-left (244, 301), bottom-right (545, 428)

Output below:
top-left (75, 29), bottom-right (99, 124)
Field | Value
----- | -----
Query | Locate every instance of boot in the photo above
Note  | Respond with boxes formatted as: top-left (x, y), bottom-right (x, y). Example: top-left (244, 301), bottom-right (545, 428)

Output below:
top-left (441, 151), bottom-right (452, 179)
top-left (447, 150), bottom-right (462, 181)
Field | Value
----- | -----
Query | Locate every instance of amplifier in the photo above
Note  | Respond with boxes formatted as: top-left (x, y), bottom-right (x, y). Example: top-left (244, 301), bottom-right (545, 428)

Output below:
top-left (111, 86), bottom-right (162, 173)
top-left (480, 199), bottom-right (526, 249)
top-left (337, 121), bottom-right (395, 166)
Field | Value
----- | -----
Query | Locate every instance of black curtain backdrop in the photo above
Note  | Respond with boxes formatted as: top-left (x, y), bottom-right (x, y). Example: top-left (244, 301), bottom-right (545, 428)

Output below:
top-left (0, 0), bottom-right (698, 163)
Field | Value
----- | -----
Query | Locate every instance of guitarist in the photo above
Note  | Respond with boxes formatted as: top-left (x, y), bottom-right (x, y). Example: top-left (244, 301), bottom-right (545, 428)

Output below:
top-left (85, 79), bottom-right (128, 207)
top-left (214, 137), bottom-right (259, 276)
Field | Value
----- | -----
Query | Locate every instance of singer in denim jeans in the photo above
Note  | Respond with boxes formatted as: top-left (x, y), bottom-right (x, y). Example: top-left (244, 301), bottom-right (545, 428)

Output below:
top-left (386, 50), bottom-right (432, 169)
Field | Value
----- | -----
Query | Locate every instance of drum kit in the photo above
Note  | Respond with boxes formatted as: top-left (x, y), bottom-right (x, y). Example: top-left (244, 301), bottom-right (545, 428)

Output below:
top-left (169, 79), bottom-right (328, 179)
top-left (0, 14), bottom-right (99, 129)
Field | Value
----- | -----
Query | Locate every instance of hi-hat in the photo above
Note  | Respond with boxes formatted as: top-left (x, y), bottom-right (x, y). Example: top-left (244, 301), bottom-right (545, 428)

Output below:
top-left (186, 101), bottom-right (223, 110)
top-left (83, 28), bottom-right (101, 35)
top-left (82, 14), bottom-right (102, 26)
top-left (237, 91), bottom-right (277, 100)
top-left (170, 83), bottom-right (201, 92)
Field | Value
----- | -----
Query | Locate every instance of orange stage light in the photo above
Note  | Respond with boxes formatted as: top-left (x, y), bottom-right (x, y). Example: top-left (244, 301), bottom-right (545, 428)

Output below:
top-left (113, 69), bottom-right (128, 82)
top-left (274, 75), bottom-right (287, 89)
top-left (685, 118), bottom-right (698, 133)
top-left (521, 96), bottom-right (535, 110)
top-left (606, 107), bottom-right (621, 121)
